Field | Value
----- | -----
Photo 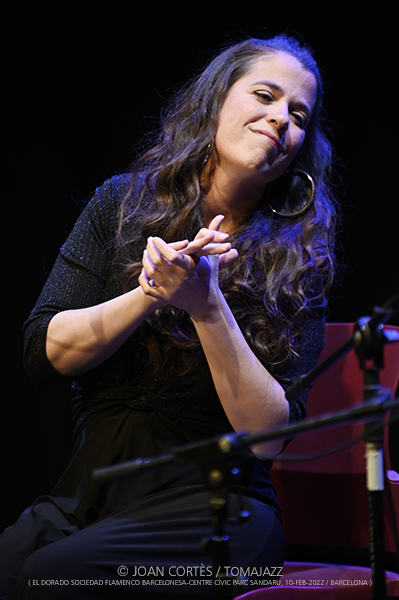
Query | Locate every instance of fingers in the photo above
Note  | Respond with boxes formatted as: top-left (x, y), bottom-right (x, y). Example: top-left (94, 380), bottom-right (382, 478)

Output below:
top-left (183, 218), bottom-right (229, 257)
top-left (139, 235), bottom-right (207, 311)
top-left (193, 221), bottom-right (228, 244)
top-left (150, 237), bottom-right (194, 270)
top-left (164, 215), bottom-right (237, 261)
top-left (208, 214), bottom-right (225, 231)
top-left (218, 248), bottom-right (238, 269)
top-left (169, 240), bottom-right (189, 251)
top-left (142, 237), bottom-right (194, 288)
top-left (139, 267), bottom-right (156, 289)
top-left (140, 251), bottom-right (159, 291)
top-left (141, 238), bottom-right (164, 290)
top-left (140, 218), bottom-right (238, 293)
top-left (184, 240), bottom-right (232, 258)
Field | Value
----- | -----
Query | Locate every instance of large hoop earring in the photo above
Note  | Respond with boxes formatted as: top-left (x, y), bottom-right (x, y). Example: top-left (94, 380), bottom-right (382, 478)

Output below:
top-left (269, 169), bottom-right (315, 218)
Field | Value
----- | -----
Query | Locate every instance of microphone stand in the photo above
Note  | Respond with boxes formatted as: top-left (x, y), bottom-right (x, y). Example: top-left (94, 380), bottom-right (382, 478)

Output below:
top-left (286, 291), bottom-right (399, 600)
top-left (92, 292), bottom-right (399, 600)
top-left (92, 394), bottom-right (399, 598)
top-left (354, 316), bottom-right (396, 600)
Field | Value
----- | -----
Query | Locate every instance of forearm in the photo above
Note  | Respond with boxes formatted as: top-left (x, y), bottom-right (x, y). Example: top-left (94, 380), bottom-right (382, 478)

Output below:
top-left (46, 286), bottom-right (159, 376)
top-left (140, 232), bottom-right (289, 456)
top-left (191, 291), bottom-right (290, 457)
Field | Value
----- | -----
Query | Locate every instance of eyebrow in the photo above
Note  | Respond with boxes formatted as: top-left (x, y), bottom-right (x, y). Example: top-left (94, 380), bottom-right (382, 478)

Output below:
top-left (251, 80), bottom-right (313, 116)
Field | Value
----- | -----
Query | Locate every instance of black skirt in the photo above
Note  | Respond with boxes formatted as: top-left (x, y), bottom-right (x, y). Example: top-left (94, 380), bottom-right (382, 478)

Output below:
top-left (0, 406), bottom-right (284, 599)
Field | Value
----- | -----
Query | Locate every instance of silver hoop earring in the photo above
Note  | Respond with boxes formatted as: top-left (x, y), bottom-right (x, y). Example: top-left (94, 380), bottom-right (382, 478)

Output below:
top-left (269, 169), bottom-right (315, 218)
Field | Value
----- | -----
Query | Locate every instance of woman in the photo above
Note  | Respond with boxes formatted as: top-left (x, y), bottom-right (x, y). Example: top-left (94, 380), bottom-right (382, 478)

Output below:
top-left (0, 35), bottom-right (339, 598)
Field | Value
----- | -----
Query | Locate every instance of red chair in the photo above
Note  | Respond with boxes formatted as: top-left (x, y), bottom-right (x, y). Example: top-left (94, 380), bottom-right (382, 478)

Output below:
top-left (235, 323), bottom-right (399, 599)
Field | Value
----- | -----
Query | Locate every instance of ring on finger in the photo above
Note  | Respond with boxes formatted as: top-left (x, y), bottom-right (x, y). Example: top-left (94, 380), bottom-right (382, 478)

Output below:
top-left (148, 278), bottom-right (157, 288)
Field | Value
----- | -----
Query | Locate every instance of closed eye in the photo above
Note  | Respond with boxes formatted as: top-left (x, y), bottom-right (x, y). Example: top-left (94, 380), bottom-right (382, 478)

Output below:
top-left (254, 91), bottom-right (274, 103)
top-left (291, 111), bottom-right (307, 129)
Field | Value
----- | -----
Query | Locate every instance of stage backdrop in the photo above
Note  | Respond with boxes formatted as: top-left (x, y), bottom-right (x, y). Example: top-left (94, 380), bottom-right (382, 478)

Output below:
top-left (3, 3), bottom-right (398, 533)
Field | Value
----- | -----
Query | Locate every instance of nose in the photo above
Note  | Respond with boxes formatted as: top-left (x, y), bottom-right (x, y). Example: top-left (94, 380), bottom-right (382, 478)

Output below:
top-left (267, 103), bottom-right (289, 137)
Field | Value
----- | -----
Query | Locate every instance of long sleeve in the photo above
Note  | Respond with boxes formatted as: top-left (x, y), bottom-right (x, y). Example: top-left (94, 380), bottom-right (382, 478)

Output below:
top-left (23, 174), bottom-right (132, 384)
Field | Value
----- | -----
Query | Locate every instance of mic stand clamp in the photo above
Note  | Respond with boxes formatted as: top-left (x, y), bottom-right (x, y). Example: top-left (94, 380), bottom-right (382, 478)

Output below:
top-left (200, 459), bottom-right (247, 599)
top-left (174, 434), bottom-right (248, 599)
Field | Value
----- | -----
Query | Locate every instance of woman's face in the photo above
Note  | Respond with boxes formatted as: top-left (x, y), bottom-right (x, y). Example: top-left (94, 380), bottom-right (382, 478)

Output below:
top-left (214, 52), bottom-right (318, 185)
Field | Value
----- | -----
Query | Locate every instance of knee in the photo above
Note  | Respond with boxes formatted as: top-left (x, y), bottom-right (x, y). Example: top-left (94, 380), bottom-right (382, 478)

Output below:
top-left (14, 544), bottom-right (77, 599)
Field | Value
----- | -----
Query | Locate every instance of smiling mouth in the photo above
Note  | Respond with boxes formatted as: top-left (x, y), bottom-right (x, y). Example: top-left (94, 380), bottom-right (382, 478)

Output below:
top-left (250, 129), bottom-right (283, 152)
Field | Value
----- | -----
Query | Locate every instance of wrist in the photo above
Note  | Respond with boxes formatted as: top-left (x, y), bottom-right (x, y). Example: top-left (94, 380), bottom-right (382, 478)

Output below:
top-left (134, 285), bottom-right (165, 315)
top-left (189, 288), bottom-right (226, 324)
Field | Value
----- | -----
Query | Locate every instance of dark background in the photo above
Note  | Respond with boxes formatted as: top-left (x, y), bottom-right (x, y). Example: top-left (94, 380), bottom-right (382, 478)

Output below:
top-left (3, 3), bottom-right (398, 532)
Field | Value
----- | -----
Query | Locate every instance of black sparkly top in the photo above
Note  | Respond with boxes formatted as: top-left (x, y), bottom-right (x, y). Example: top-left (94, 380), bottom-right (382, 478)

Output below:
top-left (22, 174), bottom-right (327, 522)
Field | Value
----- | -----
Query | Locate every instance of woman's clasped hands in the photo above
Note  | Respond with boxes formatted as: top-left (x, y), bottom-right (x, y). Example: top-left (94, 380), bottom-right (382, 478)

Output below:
top-left (139, 215), bottom-right (238, 318)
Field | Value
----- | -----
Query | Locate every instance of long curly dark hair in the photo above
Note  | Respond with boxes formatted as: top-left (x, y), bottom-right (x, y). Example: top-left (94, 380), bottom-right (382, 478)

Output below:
top-left (116, 35), bottom-right (340, 379)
